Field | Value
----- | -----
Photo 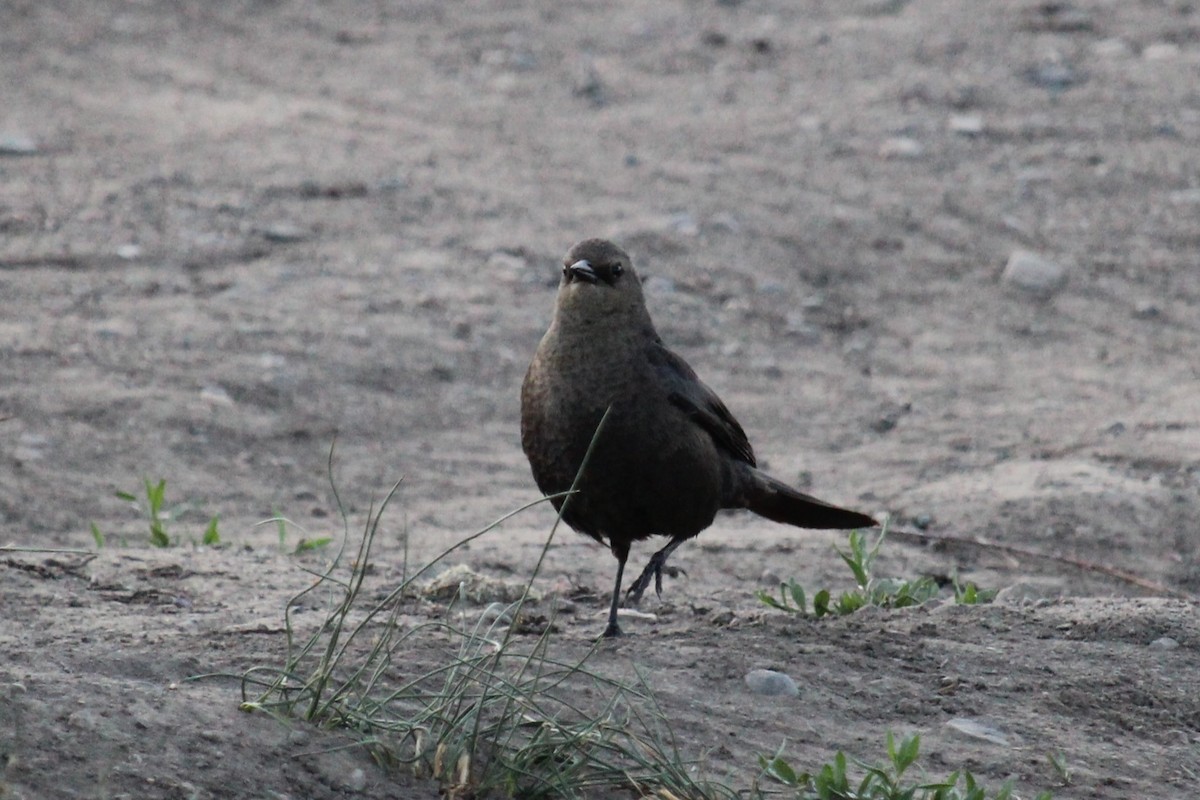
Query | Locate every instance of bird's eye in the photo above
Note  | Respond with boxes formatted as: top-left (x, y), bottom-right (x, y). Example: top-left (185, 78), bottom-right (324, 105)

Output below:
top-left (562, 265), bottom-right (568, 276)
top-left (612, 263), bottom-right (624, 276)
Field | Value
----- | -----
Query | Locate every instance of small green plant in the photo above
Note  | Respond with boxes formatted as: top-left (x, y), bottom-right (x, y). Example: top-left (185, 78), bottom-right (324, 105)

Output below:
top-left (260, 511), bottom-right (332, 554)
top-left (756, 732), bottom-right (1052, 800)
top-left (1047, 752), bottom-right (1071, 786)
top-left (93, 478), bottom-right (220, 547)
top-left (757, 525), bottom-right (948, 618)
top-left (952, 573), bottom-right (998, 605)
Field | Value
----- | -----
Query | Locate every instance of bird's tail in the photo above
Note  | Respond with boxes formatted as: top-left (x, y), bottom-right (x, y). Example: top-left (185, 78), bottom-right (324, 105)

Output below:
top-left (744, 469), bottom-right (876, 529)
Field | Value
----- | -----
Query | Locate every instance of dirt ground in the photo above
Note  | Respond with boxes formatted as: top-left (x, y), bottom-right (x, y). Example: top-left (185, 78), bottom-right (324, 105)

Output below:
top-left (3, 0), bottom-right (1199, 797)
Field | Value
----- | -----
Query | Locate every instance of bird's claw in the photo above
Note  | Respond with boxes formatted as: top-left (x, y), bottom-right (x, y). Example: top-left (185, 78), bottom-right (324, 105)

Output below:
top-left (625, 555), bottom-right (686, 607)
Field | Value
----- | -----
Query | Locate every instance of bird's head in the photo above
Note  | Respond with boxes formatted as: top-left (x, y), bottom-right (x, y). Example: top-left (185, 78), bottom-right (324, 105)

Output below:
top-left (555, 239), bottom-right (649, 324)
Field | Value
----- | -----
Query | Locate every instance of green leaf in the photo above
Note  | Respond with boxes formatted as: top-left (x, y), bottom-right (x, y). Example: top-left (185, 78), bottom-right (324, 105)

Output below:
top-left (787, 579), bottom-right (806, 612)
top-left (115, 491), bottom-right (137, 502)
top-left (150, 522), bottom-right (169, 548)
top-left (813, 589), bottom-right (831, 618)
top-left (294, 537), bottom-right (332, 554)
top-left (203, 515), bottom-right (220, 545)
top-left (145, 478), bottom-right (166, 514)
top-left (763, 755), bottom-right (799, 787)
top-left (90, 522), bottom-right (105, 549)
top-left (895, 733), bottom-right (920, 775)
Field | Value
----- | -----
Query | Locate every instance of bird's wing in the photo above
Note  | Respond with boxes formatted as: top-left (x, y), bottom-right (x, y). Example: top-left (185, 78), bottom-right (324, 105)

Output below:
top-left (649, 342), bottom-right (757, 467)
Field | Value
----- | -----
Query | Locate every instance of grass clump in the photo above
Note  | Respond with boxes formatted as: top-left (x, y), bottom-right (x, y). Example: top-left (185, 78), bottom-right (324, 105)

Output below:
top-left (239, 437), bottom-right (737, 799)
top-left (756, 523), bottom-right (996, 618)
top-left (756, 732), bottom-right (1051, 800)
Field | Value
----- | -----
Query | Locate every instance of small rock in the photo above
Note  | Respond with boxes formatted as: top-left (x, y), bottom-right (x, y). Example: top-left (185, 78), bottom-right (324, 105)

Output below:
top-left (200, 385), bottom-right (235, 407)
top-left (945, 718), bottom-right (1010, 746)
top-left (1092, 38), bottom-right (1131, 58)
top-left (784, 312), bottom-right (821, 344)
top-left (288, 729), bottom-right (311, 747)
top-left (115, 243), bottom-right (142, 260)
top-left (0, 133), bottom-right (38, 156)
top-left (573, 57), bottom-right (607, 107)
top-left (744, 668), bottom-right (799, 697)
top-left (1149, 636), bottom-right (1180, 651)
top-left (913, 513), bottom-right (933, 530)
top-left (258, 223), bottom-right (309, 243)
top-left (948, 114), bottom-right (984, 136)
top-left (616, 608), bottom-right (658, 623)
top-left (1026, 63), bottom-right (1078, 91)
top-left (1001, 250), bottom-right (1067, 297)
top-left (1143, 42), bottom-right (1180, 61)
top-left (760, 568), bottom-right (783, 585)
top-left (879, 137), bottom-right (924, 159)
top-left (1133, 300), bottom-right (1161, 319)
top-left (670, 212), bottom-right (700, 237)
top-left (346, 767), bottom-right (367, 792)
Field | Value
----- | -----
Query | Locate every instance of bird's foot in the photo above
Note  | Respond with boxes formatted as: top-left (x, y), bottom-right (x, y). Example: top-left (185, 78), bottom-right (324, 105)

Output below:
top-left (600, 621), bottom-right (624, 639)
top-left (625, 554), bottom-right (687, 607)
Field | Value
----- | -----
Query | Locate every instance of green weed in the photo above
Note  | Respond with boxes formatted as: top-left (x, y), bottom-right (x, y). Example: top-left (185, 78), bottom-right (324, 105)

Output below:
top-left (756, 732), bottom-right (1052, 800)
top-left (93, 477), bottom-right (220, 547)
top-left (757, 524), bottom-right (994, 618)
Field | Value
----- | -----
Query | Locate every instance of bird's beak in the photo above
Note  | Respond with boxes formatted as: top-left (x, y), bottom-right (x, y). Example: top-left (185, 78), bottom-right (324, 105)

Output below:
top-left (567, 259), bottom-right (598, 284)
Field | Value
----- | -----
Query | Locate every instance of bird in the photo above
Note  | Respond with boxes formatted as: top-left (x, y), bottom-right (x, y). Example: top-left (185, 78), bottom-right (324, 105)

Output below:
top-left (520, 238), bottom-right (876, 638)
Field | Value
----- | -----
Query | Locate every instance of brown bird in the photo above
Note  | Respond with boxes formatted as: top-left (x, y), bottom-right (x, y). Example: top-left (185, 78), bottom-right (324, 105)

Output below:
top-left (521, 238), bottom-right (876, 637)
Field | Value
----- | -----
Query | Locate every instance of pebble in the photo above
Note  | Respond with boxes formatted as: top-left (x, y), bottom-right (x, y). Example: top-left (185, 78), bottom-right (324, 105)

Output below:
top-left (1133, 300), bottom-right (1161, 319)
top-left (346, 767), bottom-right (367, 792)
top-left (784, 312), bottom-right (821, 344)
top-left (1001, 250), bottom-right (1067, 297)
top-left (115, 244), bottom-right (142, 260)
top-left (1149, 636), bottom-right (1180, 651)
top-left (1091, 38), bottom-right (1132, 58)
top-left (200, 385), bottom-right (235, 407)
top-left (0, 133), bottom-right (38, 156)
top-left (1143, 42), bottom-right (1180, 61)
top-left (744, 669), bottom-right (799, 697)
top-left (670, 212), bottom-right (700, 237)
top-left (948, 114), bottom-right (984, 136)
top-left (13, 432), bottom-right (49, 462)
top-left (258, 223), bottom-right (309, 243)
top-left (1027, 63), bottom-right (1078, 91)
top-left (945, 717), bottom-right (1010, 746)
top-left (879, 137), bottom-right (923, 159)
top-left (573, 57), bottom-right (607, 107)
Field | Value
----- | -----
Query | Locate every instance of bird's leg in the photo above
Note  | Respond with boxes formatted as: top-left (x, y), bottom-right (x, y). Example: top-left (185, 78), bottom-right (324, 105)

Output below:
top-left (601, 543), bottom-right (629, 638)
top-left (625, 537), bottom-right (687, 607)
